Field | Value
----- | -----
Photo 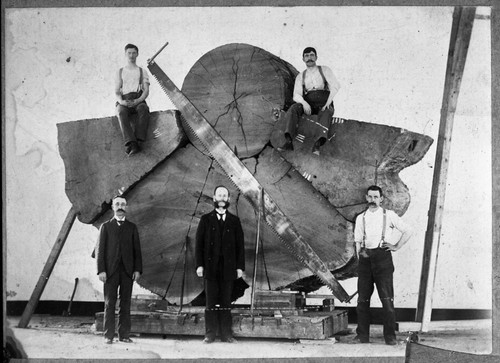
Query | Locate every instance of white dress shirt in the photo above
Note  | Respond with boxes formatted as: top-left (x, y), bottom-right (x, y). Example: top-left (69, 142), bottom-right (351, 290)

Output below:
top-left (354, 208), bottom-right (411, 249)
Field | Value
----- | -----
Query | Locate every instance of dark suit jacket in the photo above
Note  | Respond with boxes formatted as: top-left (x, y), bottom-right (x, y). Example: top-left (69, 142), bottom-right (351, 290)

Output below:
top-left (195, 210), bottom-right (245, 281)
top-left (96, 218), bottom-right (143, 278)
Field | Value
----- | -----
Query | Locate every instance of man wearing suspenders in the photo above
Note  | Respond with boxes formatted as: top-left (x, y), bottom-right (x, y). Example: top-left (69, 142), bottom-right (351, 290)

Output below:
top-left (115, 43), bottom-right (150, 156)
top-left (282, 47), bottom-right (341, 155)
top-left (353, 185), bottom-right (413, 345)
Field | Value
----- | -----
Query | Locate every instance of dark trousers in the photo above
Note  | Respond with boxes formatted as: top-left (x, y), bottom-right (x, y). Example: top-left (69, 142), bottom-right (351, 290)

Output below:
top-left (356, 248), bottom-right (397, 343)
top-left (204, 259), bottom-right (234, 340)
top-left (284, 91), bottom-right (334, 142)
top-left (103, 262), bottom-right (133, 340)
top-left (116, 103), bottom-right (150, 146)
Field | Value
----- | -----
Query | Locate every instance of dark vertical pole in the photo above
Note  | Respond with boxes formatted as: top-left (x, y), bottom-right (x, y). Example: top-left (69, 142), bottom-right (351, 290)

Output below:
top-left (250, 188), bottom-right (263, 316)
top-left (415, 7), bottom-right (476, 329)
top-left (18, 207), bottom-right (77, 328)
top-left (491, 3), bottom-right (500, 356)
top-left (178, 236), bottom-right (189, 314)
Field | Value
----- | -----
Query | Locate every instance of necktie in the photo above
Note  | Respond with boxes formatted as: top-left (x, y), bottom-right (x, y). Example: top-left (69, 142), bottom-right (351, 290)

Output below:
top-left (217, 213), bottom-right (225, 230)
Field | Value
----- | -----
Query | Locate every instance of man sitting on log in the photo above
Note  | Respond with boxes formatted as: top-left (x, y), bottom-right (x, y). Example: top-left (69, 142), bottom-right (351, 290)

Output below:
top-left (353, 185), bottom-right (413, 345)
top-left (195, 186), bottom-right (245, 344)
top-left (282, 47), bottom-right (341, 155)
top-left (115, 43), bottom-right (150, 156)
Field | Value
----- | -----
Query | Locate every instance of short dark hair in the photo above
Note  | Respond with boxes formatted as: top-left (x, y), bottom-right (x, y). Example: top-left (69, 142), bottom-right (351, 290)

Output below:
top-left (125, 43), bottom-right (139, 53)
top-left (213, 185), bottom-right (230, 197)
top-left (303, 47), bottom-right (317, 56)
top-left (112, 195), bottom-right (127, 202)
top-left (366, 185), bottom-right (383, 197)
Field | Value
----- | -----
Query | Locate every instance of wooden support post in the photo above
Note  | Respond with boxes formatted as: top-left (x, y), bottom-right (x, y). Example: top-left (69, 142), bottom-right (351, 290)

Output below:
top-left (415, 7), bottom-right (476, 331)
top-left (18, 207), bottom-right (77, 328)
top-left (492, 3), bottom-right (500, 356)
top-left (178, 235), bottom-right (189, 314)
top-left (250, 188), bottom-right (263, 315)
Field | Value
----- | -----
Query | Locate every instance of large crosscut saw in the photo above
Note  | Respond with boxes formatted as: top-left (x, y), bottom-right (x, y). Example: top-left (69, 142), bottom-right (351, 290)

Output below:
top-left (147, 44), bottom-right (349, 302)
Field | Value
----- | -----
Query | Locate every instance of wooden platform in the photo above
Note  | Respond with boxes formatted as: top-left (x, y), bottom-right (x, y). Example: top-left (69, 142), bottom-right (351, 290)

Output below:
top-left (95, 309), bottom-right (348, 340)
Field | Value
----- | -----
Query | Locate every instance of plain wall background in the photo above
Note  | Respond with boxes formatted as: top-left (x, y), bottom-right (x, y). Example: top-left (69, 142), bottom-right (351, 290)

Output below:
top-left (4, 6), bottom-right (492, 310)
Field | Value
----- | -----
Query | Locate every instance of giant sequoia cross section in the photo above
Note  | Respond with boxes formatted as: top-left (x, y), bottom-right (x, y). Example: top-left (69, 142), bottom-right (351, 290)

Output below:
top-left (147, 58), bottom-right (350, 302)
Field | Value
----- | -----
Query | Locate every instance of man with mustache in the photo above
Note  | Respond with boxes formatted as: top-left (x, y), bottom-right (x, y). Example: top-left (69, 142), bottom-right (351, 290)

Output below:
top-left (353, 185), bottom-right (412, 345)
top-left (96, 195), bottom-right (143, 344)
top-left (282, 47), bottom-right (341, 155)
top-left (115, 43), bottom-right (150, 156)
top-left (195, 186), bottom-right (245, 343)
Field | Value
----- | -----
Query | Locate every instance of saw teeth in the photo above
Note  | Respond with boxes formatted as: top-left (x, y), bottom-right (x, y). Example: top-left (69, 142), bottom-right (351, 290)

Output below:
top-left (149, 62), bottom-right (348, 302)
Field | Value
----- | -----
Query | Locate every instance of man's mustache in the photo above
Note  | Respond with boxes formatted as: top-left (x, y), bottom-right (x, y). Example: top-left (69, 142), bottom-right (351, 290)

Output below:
top-left (117, 208), bottom-right (126, 213)
top-left (368, 202), bottom-right (376, 206)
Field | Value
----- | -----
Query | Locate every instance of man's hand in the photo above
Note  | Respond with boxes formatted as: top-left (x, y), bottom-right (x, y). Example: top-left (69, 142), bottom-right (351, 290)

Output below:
top-left (236, 269), bottom-right (243, 279)
top-left (128, 99), bottom-right (140, 108)
top-left (196, 266), bottom-right (204, 277)
top-left (302, 102), bottom-right (312, 115)
top-left (381, 241), bottom-right (398, 252)
top-left (321, 102), bottom-right (332, 112)
top-left (98, 272), bottom-right (107, 283)
top-left (132, 271), bottom-right (141, 281)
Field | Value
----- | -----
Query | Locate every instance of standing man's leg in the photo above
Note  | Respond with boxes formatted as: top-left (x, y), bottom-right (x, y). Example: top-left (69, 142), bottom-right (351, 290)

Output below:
top-left (135, 103), bottom-right (150, 144)
top-left (204, 278), bottom-right (219, 342)
top-left (373, 249), bottom-right (397, 344)
top-left (103, 271), bottom-right (119, 342)
top-left (117, 264), bottom-right (134, 341)
top-left (356, 253), bottom-right (374, 342)
top-left (219, 279), bottom-right (234, 341)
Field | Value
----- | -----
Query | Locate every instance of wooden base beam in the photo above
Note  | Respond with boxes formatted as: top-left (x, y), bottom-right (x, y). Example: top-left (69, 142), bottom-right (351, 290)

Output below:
top-left (95, 310), bottom-right (348, 340)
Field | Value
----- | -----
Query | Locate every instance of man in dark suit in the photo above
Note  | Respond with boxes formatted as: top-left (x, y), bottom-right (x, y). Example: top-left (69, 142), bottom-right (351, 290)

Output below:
top-left (96, 195), bottom-right (143, 344)
top-left (195, 185), bottom-right (245, 343)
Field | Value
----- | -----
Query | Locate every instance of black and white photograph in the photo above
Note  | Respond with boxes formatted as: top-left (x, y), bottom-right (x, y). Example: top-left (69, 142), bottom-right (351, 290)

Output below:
top-left (3, 1), bottom-right (498, 362)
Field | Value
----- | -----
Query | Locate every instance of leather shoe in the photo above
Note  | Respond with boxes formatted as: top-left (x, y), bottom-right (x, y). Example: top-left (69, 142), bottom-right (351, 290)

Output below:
top-left (312, 140), bottom-right (321, 155)
top-left (386, 339), bottom-right (398, 346)
top-left (119, 338), bottom-right (133, 343)
top-left (125, 142), bottom-right (132, 155)
top-left (351, 335), bottom-right (369, 344)
top-left (127, 141), bottom-right (140, 156)
top-left (104, 338), bottom-right (113, 344)
top-left (282, 140), bottom-right (294, 151)
top-left (221, 337), bottom-right (237, 343)
top-left (203, 337), bottom-right (215, 344)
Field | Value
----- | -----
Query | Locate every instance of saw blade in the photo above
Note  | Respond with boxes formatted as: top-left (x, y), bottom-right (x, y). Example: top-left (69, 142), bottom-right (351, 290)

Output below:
top-left (148, 60), bottom-right (349, 302)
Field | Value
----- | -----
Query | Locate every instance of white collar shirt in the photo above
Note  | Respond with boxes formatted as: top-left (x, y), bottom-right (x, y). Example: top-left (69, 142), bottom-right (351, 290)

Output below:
top-left (354, 208), bottom-right (411, 249)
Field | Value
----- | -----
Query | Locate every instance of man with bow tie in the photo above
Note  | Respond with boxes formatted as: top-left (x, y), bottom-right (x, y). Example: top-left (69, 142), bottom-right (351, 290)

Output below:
top-left (195, 185), bottom-right (245, 343)
top-left (96, 195), bottom-right (143, 344)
